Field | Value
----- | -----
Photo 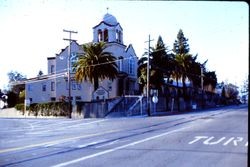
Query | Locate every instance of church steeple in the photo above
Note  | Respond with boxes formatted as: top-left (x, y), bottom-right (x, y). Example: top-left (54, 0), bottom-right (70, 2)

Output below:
top-left (93, 12), bottom-right (123, 44)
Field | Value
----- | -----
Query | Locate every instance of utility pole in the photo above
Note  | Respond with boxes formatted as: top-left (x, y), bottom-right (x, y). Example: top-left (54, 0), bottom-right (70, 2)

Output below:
top-left (63, 29), bottom-right (77, 118)
top-left (145, 35), bottom-right (154, 116)
top-left (200, 65), bottom-right (204, 109)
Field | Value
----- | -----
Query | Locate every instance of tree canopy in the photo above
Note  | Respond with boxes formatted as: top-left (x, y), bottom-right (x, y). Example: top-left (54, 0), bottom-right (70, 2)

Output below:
top-left (137, 29), bottom-right (218, 109)
top-left (74, 42), bottom-right (118, 91)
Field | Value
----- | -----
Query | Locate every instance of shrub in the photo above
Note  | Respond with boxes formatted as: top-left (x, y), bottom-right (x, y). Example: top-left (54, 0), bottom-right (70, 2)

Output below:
top-left (27, 102), bottom-right (69, 117)
top-left (15, 103), bottom-right (24, 111)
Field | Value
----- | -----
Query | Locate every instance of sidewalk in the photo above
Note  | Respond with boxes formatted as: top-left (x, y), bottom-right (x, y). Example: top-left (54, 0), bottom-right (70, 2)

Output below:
top-left (0, 108), bottom-right (25, 118)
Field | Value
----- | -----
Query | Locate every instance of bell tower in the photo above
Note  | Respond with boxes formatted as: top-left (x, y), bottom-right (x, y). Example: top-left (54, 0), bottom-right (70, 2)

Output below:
top-left (93, 12), bottom-right (123, 44)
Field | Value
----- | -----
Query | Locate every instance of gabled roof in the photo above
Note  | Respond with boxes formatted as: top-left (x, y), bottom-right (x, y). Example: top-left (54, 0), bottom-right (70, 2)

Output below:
top-left (93, 21), bottom-right (123, 31)
top-left (55, 41), bottom-right (81, 57)
top-left (125, 44), bottom-right (137, 57)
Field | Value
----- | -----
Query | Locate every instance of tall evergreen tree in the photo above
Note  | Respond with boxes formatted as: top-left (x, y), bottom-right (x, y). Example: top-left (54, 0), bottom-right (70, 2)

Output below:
top-left (138, 36), bottom-right (171, 93)
top-left (172, 29), bottom-right (192, 111)
top-left (173, 29), bottom-right (190, 54)
top-left (150, 36), bottom-right (168, 91)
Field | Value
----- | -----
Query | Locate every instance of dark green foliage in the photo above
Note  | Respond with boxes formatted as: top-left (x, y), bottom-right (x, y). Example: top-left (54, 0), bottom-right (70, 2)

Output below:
top-left (173, 29), bottom-right (190, 54)
top-left (74, 42), bottom-right (118, 91)
top-left (150, 36), bottom-right (168, 91)
top-left (6, 91), bottom-right (18, 107)
top-left (138, 36), bottom-right (173, 93)
top-left (15, 103), bottom-right (25, 111)
top-left (6, 71), bottom-right (26, 108)
top-left (204, 71), bottom-right (217, 90)
top-left (15, 102), bottom-right (69, 117)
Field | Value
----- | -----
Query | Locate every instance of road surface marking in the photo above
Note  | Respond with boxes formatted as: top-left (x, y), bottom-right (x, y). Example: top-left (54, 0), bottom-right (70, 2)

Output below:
top-left (203, 136), bottom-right (226, 145)
top-left (189, 136), bottom-right (248, 147)
top-left (52, 126), bottom-right (192, 167)
top-left (0, 129), bottom-right (119, 154)
top-left (188, 136), bottom-right (208, 144)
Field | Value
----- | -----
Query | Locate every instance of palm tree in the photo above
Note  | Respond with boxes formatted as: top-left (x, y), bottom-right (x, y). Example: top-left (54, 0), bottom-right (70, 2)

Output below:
top-left (175, 54), bottom-right (193, 90)
top-left (137, 53), bottom-right (148, 93)
top-left (74, 42), bottom-right (118, 91)
top-left (171, 57), bottom-right (182, 111)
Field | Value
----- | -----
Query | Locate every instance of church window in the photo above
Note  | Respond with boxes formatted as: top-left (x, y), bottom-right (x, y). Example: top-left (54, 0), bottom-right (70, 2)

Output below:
top-left (116, 30), bottom-right (121, 43)
top-left (98, 29), bottom-right (103, 42)
top-left (42, 84), bottom-right (46, 92)
top-left (72, 81), bottom-right (76, 90)
top-left (51, 82), bottom-right (55, 91)
top-left (118, 31), bottom-right (121, 43)
top-left (128, 58), bottom-right (135, 75)
top-left (104, 29), bottom-right (108, 42)
top-left (118, 56), bottom-right (123, 71)
top-left (116, 30), bottom-right (119, 42)
top-left (51, 65), bottom-right (55, 74)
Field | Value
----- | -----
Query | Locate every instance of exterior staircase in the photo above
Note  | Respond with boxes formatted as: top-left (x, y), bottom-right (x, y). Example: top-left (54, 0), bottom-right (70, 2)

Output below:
top-left (105, 95), bottom-right (146, 118)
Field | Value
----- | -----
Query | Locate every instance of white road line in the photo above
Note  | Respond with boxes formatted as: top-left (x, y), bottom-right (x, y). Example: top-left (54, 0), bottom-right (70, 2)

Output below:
top-left (52, 126), bottom-right (193, 167)
top-left (77, 140), bottom-right (106, 148)
top-left (95, 140), bottom-right (120, 148)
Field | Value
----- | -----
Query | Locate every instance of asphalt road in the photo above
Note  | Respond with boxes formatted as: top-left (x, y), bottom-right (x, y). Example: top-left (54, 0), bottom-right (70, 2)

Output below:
top-left (0, 105), bottom-right (248, 167)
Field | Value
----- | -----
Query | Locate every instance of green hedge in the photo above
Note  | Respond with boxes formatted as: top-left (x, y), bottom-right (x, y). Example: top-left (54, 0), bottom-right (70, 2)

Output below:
top-left (15, 102), bottom-right (70, 117)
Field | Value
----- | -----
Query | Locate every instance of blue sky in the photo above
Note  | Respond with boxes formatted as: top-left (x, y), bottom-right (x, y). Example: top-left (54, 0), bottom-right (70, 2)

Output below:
top-left (0, 0), bottom-right (248, 90)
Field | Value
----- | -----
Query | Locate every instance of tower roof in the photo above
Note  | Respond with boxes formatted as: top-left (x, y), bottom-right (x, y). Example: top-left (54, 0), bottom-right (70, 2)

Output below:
top-left (102, 13), bottom-right (118, 26)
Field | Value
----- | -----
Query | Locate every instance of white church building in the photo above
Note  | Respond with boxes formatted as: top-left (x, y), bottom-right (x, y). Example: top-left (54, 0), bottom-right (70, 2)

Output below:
top-left (25, 12), bottom-right (138, 104)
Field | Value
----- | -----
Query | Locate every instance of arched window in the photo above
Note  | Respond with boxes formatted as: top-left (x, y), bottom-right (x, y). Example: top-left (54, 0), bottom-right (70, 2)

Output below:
top-left (129, 58), bottom-right (135, 74)
top-left (104, 29), bottom-right (108, 42)
top-left (116, 30), bottom-right (119, 42)
top-left (116, 30), bottom-right (121, 43)
top-left (98, 29), bottom-right (103, 42)
top-left (118, 31), bottom-right (121, 43)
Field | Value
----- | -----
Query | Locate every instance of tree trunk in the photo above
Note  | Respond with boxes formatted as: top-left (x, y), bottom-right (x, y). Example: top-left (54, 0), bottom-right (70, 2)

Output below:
top-left (182, 77), bottom-right (187, 111)
top-left (94, 77), bottom-right (99, 91)
top-left (177, 80), bottom-right (180, 112)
